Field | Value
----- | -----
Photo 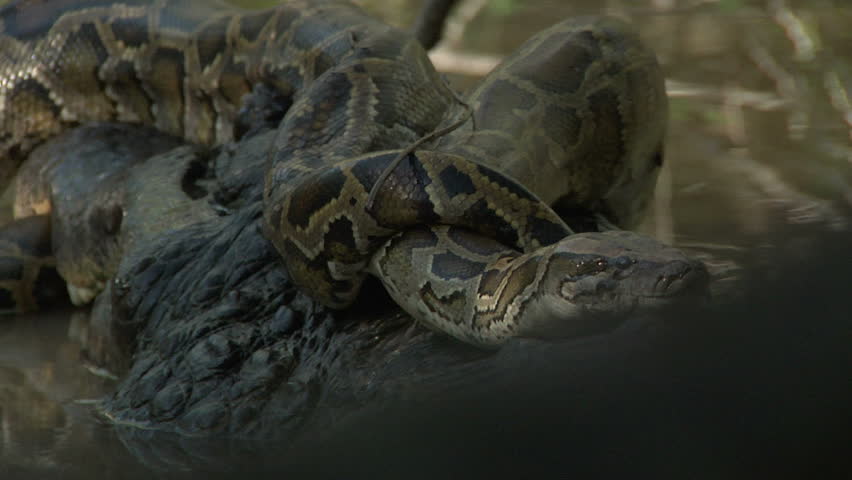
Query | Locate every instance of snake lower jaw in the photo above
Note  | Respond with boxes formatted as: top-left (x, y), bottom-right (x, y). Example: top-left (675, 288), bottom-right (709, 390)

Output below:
top-left (514, 299), bottom-right (629, 342)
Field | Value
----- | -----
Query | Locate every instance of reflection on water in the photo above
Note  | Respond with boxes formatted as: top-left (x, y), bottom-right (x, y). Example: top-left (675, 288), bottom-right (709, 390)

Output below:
top-left (1, 0), bottom-right (850, 477)
top-left (0, 311), bottom-right (139, 477)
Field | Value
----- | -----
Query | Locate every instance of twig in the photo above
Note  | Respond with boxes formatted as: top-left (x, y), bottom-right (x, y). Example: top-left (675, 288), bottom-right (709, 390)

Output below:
top-left (411, 0), bottom-right (462, 50)
top-left (365, 87), bottom-right (473, 211)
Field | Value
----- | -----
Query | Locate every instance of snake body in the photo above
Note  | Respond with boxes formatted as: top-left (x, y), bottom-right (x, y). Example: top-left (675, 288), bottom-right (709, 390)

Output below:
top-left (0, 0), bottom-right (707, 346)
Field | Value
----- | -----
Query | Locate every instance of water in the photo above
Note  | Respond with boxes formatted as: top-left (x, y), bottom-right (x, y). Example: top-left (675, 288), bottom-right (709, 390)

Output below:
top-left (1, 0), bottom-right (850, 477)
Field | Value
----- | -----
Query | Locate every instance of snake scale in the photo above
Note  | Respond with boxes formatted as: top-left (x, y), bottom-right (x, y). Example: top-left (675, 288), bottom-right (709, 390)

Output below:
top-left (0, 0), bottom-right (707, 347)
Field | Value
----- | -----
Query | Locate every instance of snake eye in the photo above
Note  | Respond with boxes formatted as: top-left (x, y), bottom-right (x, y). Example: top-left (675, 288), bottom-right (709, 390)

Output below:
top-left (553, 253), bottom-right (610, 280)
top-left (614, 256), bottom-right (634, 269)
top-left (575, 256), bottom-right (607, 276)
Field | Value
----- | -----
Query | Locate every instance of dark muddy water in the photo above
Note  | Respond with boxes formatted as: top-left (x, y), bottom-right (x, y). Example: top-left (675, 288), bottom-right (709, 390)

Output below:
top-left (1, 0), bottom-right (850, 478)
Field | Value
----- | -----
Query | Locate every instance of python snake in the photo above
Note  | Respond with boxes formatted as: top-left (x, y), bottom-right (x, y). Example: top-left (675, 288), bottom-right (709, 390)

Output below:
top-left (0, 0), bottom-right (707, 347)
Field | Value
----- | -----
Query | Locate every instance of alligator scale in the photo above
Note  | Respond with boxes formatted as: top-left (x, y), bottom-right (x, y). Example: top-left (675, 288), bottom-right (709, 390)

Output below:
top-left (0, 0), bottom-right (707, 347)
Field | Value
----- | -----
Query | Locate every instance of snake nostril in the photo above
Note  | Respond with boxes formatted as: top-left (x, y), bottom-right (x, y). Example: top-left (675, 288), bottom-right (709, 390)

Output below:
top-left (663, 262), bottom-right (711, 296)
top-left (657, 275), bottom-right (669, 292)
top-left (681, 263), bottom-right (711, 294)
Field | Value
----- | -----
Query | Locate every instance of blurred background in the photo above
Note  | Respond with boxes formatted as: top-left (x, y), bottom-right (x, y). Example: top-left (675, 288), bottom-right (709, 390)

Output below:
top-left (355, 0), bottom-right (852, 290)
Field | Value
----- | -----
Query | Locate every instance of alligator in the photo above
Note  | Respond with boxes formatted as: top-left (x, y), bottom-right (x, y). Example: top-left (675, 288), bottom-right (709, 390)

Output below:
top-left (0, 0), bottom-right (710, 444)
top-left (21, 115), bottom-right (705, 444)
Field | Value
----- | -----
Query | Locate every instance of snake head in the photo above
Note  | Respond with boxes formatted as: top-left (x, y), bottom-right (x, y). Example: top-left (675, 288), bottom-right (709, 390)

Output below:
top-left (519, 230), bottom-right (709, 339)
